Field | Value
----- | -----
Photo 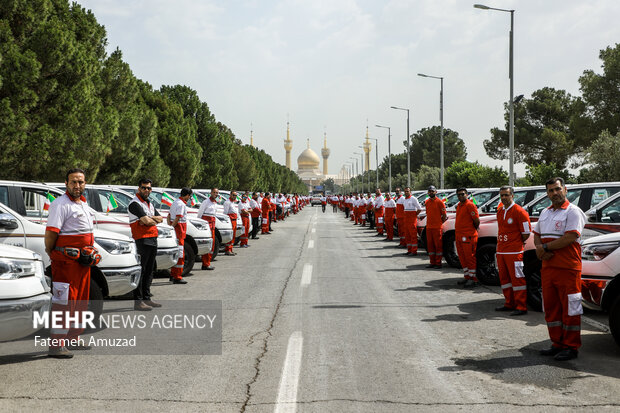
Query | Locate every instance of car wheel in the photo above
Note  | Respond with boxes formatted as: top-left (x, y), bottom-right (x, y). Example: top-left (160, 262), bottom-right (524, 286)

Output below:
top-left (610, 296), bottom-right (620, 348)
top-left (524, 259), bottom-right (543, 312)
top-left (476, 243), bottom-right (500, 286)
top-left (443, 232), bottom-right (461, 268)
top-left (182, 243), bottom-right (196, 277)
top-left (88, 279), bottom-right (104, 328)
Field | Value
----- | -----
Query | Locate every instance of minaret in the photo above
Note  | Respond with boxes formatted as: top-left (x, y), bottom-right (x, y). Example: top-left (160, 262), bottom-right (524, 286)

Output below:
top-left (363, 124), bottom-right (371, 172)
top-left (284, 121), bottom-right (293, 169)
top-left (250, 124), bottom-right (254, 147)
top-left (321, 131), bottom-right (330, 176)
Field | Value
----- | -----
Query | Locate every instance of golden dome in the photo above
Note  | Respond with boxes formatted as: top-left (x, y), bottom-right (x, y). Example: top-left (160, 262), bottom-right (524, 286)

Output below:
top-left (297, 148), bottom-right (320, 168)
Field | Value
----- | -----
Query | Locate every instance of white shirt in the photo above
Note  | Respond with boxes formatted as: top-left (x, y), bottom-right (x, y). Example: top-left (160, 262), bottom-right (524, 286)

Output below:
top-left (169, 198), bottom-right (187, 223)
top-left (223, 199), bottom-right (239, 215)
top-left (197, 197), bottom-right (218, 217)
top-left (385, 199), bottom-right (396, 208)
top-left (47, 193), bottom-right (95, 236)
top-left (403, 196), bottom-right (422, 212)
top-left (534, 202), bottom-right (586, 241)
top-left (374, 195), bottom-right (385, 208)
top-left (239, 199), bottom-right (251, 214)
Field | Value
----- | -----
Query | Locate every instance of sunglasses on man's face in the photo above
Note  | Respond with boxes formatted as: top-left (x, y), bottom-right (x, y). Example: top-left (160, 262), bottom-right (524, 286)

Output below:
top-left (140, 186), bottom-right (152, 190)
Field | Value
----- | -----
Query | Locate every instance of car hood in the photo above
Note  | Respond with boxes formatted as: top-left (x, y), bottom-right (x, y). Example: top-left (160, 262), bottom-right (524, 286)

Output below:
top-left (93, 228), bottom-right (132, 242)
top-left (0, 244), bottom-right (39, 260)
top-left (581, 232), bottom-right (620, 245)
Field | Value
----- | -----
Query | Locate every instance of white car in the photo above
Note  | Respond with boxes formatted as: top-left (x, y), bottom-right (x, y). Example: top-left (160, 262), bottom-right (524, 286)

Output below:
top-left (0, 244), bottom-right (51, 342)
top-left (0, 202), bottom-right (141, 317)
top-left (581, 231), bottom-right (620, 347)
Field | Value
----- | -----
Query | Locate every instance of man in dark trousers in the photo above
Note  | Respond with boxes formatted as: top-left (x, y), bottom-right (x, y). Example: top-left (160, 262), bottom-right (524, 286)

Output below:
top-left (128, 178), bottom-right (164, 311)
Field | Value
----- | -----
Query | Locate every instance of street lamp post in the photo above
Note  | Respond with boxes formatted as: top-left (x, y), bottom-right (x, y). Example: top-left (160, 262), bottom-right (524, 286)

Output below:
top-left (375, 125), bottom-right (392, 193)
top-left (390, 106), bottom-right (411, 188)
top-left (417, 73), bottom-right (444, 189)
top-left (354, 151), bottom-right (364, 193)
top-left (349, 157), bottom-right (359, 193)
top-left (474, 3), bottom-right (515, 186)
top-left (369, 137), bottom-right (379, 190)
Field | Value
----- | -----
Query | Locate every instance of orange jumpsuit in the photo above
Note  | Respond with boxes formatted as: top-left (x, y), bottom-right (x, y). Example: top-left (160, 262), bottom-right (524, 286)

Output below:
top-left (455, 199), bottom-right (479, 281)
top-left (425, 197), bottom-right (447, 266)
top-left (497, 202), bottom-right (531, 311)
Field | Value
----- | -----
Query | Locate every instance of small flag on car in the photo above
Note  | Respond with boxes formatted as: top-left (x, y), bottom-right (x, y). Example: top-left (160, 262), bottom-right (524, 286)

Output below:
top-left (43, 192), bottom-right (56, 211)
top-left (190, 193), bottom-right (199, 207)
top-left (161, 192), bottom-right (175, 207)
top-left (107, 193), bottom-right (119, 213)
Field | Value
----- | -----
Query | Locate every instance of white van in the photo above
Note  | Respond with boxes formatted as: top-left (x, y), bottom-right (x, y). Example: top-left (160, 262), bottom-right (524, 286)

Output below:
top-left (0, 244), bottom-right (51, 342)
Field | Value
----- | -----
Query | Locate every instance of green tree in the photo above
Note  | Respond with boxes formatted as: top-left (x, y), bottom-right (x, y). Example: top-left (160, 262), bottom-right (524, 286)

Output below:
top-left (523, 163), bottom-right (573, 186)
top-left (483, 87), bottom-right (583, 169)
top-left (406, 126), bottom-right (467, 173)
top-left (320, 178), bottom-right (335, 193)
top-left (445, 161), bottom-right (508, 188)
top-left (578, 131), bottom-right (620, 182)
top-left (579, 44), bottom-right (620, 141)
top-left (414, 165), bottom-right (440, 190)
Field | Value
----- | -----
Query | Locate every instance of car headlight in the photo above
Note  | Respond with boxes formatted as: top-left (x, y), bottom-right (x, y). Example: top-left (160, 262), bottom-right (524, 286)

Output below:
top-left (190, 219), bottom-right (210, 231)
top-left (216, 215), bottom-right (230, 224)
top-left (582, 242), bottom-right (620, 261)
top-left (95, 237), bottom-right (134, 255)
top-left (0, 258), bottom-right (43, 280)
top-left (158, 227), bottom-right (172, 239)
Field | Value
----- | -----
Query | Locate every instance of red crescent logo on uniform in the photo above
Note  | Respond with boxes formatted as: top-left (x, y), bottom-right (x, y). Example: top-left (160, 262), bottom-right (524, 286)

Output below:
top-left (507, 218), bottom-right (513, 224)
top-left (555, 220), bottom-right (562, 231)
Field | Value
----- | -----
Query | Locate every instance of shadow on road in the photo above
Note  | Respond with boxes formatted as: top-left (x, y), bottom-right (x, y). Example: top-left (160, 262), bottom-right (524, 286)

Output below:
top-left (439, 335), bottom-right (620, 389)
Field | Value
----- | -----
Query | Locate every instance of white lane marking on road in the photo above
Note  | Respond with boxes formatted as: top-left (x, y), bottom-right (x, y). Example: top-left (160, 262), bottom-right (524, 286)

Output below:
top-left (311, 228), bottom-right (316, 233)
top-left (301, 264), bottom-right (312, 286)
top-left (583, 315), bottom-right (610, 333)
top-left (308, 240), bottom-right (314, 249)
top-left (274, 331), bottom-right (303, 413)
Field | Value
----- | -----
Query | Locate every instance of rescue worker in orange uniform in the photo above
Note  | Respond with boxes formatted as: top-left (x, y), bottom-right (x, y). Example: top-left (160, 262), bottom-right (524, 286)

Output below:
top-left (495, 186), bottom-right (531, 316)
top-left (239, 192), bottom-right (251, 247)
top-left (250, 192), bottom-right (262, 240)
top-left (534, 177), bottom-right (586, 361)
top-left (223, 190), bottom-right (239, 256)
top-left (45, 168), bottom-right (97, 358)
top-left (128, 178), bottom-right (164, 310)
top-left (455, 188), bottom-right (480, 287)
top-left (425, 185), bottom-right (447, 269)
top-left (374, 188), bottom-right (385, 236)
top-left (197, 188), bottom-right (218, 271)
top-left (394, 188), bottom-right (406, 247)
top-left (168, 188), bottom-right (192, 283)
top-left (261, 193), bottom-right (272, 234)
top-left (384, 192), bottom-right (396, 241)
top-left (402, 187), bottom-right (422, 255)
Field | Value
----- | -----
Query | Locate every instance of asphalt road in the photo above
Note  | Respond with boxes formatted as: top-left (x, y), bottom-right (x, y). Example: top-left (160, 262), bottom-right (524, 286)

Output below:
top-left (1, 206), bottom-right (620, 412)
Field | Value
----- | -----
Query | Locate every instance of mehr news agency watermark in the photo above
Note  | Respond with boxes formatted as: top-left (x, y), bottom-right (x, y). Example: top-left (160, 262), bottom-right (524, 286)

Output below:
top-left (30, 300), bottom-right (222, 355)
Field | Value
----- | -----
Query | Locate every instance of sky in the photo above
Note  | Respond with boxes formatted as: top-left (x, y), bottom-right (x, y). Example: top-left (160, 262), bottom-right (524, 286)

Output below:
top-left (77, 0), bottom-right (620, 178)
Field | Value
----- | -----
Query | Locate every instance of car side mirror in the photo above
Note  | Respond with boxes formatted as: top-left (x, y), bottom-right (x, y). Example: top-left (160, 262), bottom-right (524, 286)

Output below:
top-left (0, 213), bottom-right (19, 230)
top-left (586, 210), bottom-right (597, 223)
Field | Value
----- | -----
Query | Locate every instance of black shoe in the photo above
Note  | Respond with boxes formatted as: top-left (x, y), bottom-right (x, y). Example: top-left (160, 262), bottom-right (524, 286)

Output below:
top-left (252, 237), bottom-right (260, 240)
top-left (433, 265), bottom-right (443, 269)
top-left (48, 347), bottom-right (74, 359)
top-left (241, 245), bottom-right (249, 248)
top-left (67, 344), bottom-right (92, 351)
top-left (172, 279), bottom-right (188, 284)
top-left (495, 306), bottom-right (513, 312)
top-left (554, 349), bottom-right (578, 361)
top-left (463, 279), bottom-right (480, 288)
top-left (201, 265), bottom-right (214, 271)
top-left (540, 346), bottom-right (563, 356)
top-left (456, 278), bottom-right (469, 285)
top-left (426, 264), bottom-right (435, 268)
top-left (510, 310), bottom-right (528, 316)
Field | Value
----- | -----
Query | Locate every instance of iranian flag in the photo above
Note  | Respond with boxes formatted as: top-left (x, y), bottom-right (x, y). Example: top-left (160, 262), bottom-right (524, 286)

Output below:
top-left (161, 192), bottom-right (175, 207)
top-left (107, 193), bottom-right (119, 213)
top-left (43, 192), bottom-right (56, 211)
top-left (189, 193), bottom-right (199, 207)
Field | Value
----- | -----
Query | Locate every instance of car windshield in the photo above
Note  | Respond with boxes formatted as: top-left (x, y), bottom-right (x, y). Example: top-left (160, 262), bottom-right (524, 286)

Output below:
top-left (444, 193), bottom-right (460, 208)
top-left (529, 189), bottom-right (583, 217)
top-left (98, 189), bottom-right (132, 214)
top-left (470, 191), bottom-right (496, 207)
top-left (600, 196), bottom-right (620, 223)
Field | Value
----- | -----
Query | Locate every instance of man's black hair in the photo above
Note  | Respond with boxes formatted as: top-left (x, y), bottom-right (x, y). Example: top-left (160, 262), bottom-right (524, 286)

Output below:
top-left (66, 168), bottom-right (85, 181)
top-left (180, 187), bottom-right (193, 197)
top-left (138, 178), bottom-right (153, 186)
top-left (545, 177), bottom-right (565, 189)
top-left (456, 187), bottom-right (468, 194)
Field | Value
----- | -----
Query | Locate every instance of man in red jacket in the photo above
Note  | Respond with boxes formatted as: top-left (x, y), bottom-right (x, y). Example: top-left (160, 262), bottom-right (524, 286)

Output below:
top-left (425, 185), bottom-right (447, 269)
top-left (455, 188), bottom-right (480, 287)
